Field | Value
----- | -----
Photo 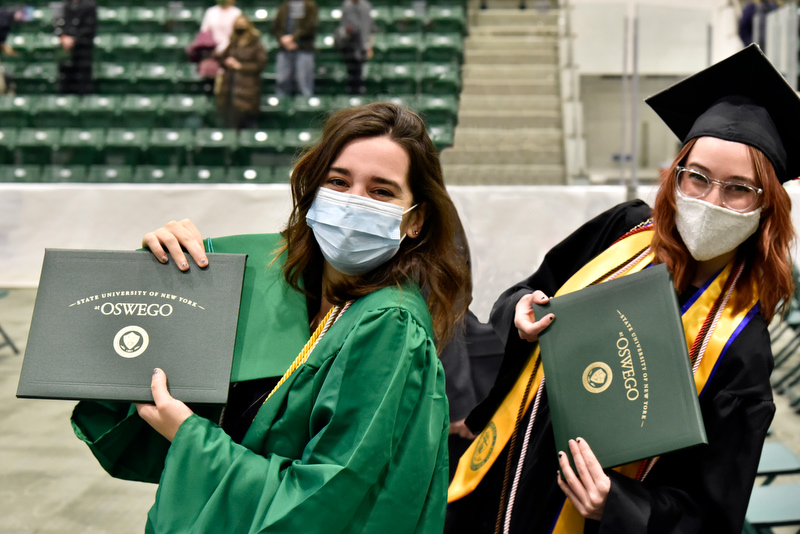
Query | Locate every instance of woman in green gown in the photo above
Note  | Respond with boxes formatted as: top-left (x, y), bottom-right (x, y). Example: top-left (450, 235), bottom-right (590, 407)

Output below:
top-left (72, 102), bottom-right (471, 533)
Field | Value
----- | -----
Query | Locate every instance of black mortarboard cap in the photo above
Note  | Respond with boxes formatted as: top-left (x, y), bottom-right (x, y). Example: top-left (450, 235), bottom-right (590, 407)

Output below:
top-left (646, 44), bottom-right (800, 183)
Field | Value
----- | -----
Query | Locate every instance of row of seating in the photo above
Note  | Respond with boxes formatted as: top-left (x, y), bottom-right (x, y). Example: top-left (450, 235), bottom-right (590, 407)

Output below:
top-left (4, 31), bottom-right (465, 66)
top-left (0, 122), bottom-right (456, 168)
top-left (0, 164), bottom-right (294, 184)
top-left (0, 93), bottom-right (459, 130)
top-left (16, 4), bottom-right (468, 36)
top-left (5, 60), bottom-right (461, 96)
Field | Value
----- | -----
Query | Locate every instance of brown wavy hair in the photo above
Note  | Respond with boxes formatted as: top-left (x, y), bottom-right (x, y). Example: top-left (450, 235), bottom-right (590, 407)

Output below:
top-left (276, 102), bottom-right (471, 347)
top-left (650, 138), bottom-right (795, 322)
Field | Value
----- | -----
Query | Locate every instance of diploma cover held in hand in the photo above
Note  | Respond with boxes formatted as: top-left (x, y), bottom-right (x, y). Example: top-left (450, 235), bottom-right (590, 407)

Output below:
top-left (17, 249), bottom-right (247, 404)
top-left (533, 264), bottom-right (707, 468)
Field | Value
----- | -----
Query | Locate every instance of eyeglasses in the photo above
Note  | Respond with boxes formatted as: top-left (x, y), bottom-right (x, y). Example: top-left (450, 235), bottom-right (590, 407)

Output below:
top-left (675, 166), bottom-right (763, 213)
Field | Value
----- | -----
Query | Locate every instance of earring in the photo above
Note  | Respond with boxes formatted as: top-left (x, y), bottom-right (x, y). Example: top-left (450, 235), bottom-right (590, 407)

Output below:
top-left (412, 230), bottom-right (419, 236)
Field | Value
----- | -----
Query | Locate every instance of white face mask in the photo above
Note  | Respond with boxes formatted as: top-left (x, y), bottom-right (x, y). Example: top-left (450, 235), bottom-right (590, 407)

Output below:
top-left (306, 187), bottom-right (417, 276)
top-left (675, 192), bottom-right (761, 262)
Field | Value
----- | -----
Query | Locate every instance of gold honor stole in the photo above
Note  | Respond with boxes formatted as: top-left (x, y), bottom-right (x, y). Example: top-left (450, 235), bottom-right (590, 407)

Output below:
top-left (447, 229), bottom-right (759, 533)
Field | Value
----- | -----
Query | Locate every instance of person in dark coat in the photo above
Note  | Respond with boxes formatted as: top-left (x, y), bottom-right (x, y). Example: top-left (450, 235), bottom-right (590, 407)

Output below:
top-left (54, 0), bottom-right (97, 95)
top-left (215, 15), bottom-right (267, 130)
top-left (271, 0), bottom-right (318, 96)
top-left (447, 44), bottom-right (797, 534)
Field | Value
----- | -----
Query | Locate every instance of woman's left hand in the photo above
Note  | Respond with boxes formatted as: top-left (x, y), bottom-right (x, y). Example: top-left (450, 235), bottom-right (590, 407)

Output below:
top-left (135, 368), bottom-right (194, 442)
top-left (556, 437), bottom-right (611, 521)
top-left (224, 57), bottom-right (241, 70)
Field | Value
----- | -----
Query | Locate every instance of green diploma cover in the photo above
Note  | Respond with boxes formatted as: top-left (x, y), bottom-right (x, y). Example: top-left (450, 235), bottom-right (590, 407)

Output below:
top-left (17, 249), bottom-right (247, 404)
top-left (533, 264), bottom-right (707, 468)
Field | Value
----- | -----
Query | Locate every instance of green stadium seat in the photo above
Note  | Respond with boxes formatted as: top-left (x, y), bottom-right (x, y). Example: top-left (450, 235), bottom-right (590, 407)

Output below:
top-left (315, 63), bottom-right (347, 95)
top-left (119, 95), bottom-right (163, 129)
top-left (420, 62), bottom-right (462, 95)
top-left (173, 63), bottom-right (208, 94)
top-left (104, 128), bottom-right (148, 166)
top-left (282, 128), bottom-right (321, 155)
top-left (236, 129), bottom-right (284, 166)
top-left (384, 34), bottom-right (423, 63)
top-left (314, 34), bottom-right (341, 65)
top-left (291, 96), bottom-right (331, 129)
top-left (31, 95), bottom-right (80, 128)
top-left (381, 63), bottom-right (419, 94)
top-left (0, 129), bottom-right (18, 164)
top-left (193, 128), bottom-right (236, 166)
top-left (5, 34), bottom-right (35, 63)
top-left (148, 129), bottom-right (193, 166)
top-left (227, 166), bottom-right (274, 184)
top-left (127, 7), bottom-right (167, 34)
top-left (0, 165), bottom-right (41, 183)
top-left (151, 33), bottom-right (194, 63)
top-left (390, 6), bottom-right (425, 33)
top-left (375, 94), bottom-right (419, 112)
top-left (418, 94), bottom-right (459, 126)
top-left (78, 95), bottom-right (120, 129)
top-left (27, 33), bottom-right (62, 63)
top-left (161, 94), bottom-right (211, 129)
top-left (427, 123), bottom-right (455, 152)
top-left (361, 62), bottom-right (383, 94)
top-left (92, 34), bottom-right (116, 63)
top-left (41, 165), bottom-right (88, 183)
top-left (243, 7), bottom-right (277, 33)
top-left (180, 166), bottom-right (228, 184)
top-left (0, 95), bottom-right (33, 128)
top-left (271, 165), bottom-right (294, 183)
top-left (27, 6), bottom-right (53, 33)
top-left (133, 62), bottom-right (179, 94)
top-left (96, 6), bottom-right (129, 33)
top-left (370, 7), bottom-right (393, 33)
top-left (426, 6), bottom-right (467, 35)
top-left (94, 63), bottom-right (137, 95)
top-left (112, 34), bottom-right (156, 63)
top-left (16, 128), bottom-right (59, 164)
top-left (56, 128), bottom-right (104, 166)
top-left (423, 33), bottom-right (464, 64)
top-left (259, 95), bottom-right (293, 129)
top-left (330, 95), bottom-right (374, 111)
top-left (133, 165), bottom-right (181, 184)
top-left (318, 7), bottom-right (343, 35)
top-left (16, 63), bottom-right (57, 94)
top-left (87, 165), bottom-right (135, 183)
top-left (166, 7), bottom-right (203, 34)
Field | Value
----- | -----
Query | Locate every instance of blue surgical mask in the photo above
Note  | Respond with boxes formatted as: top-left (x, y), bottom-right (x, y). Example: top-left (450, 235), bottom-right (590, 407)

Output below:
top-left (306, 187), bottom-right (417, 276)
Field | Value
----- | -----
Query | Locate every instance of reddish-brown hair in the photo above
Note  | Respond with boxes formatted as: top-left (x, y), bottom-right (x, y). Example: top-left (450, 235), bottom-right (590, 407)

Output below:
top-left (278, 102), bottom-right (471, 346)
top-left (650, 138), bottom-right (795, 322)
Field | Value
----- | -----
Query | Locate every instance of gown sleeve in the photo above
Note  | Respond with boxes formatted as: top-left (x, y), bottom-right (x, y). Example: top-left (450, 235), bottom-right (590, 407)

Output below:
top-left (146, 305), bottom-right (448, 533)
top-left (598, 315), bottom-right (775, 534)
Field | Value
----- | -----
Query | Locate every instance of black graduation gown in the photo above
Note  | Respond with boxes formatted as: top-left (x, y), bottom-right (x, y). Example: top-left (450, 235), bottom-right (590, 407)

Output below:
top-left (445, 200), bottom-right (775, 534)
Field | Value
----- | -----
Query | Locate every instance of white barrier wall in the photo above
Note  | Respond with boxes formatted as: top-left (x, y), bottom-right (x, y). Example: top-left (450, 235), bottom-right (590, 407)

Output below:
top-left (4, 183), bottom-right (800, 322)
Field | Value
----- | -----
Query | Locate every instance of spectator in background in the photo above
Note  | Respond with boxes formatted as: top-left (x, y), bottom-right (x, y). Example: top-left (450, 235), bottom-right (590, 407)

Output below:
top-left (0, 6), bottom-right (31, 94)
top-left (738, 0), bottom-right (779, 48)
top-left (271, 0), bottom-right (318, 97)
top-left (54, 0), bottom-right (97, 95)
top-left (336, 0), bottom-right (376, 95)
top-left (216, 15), bottom-right (267, 130)
top-left (200, 0), bottom-right (242, 56)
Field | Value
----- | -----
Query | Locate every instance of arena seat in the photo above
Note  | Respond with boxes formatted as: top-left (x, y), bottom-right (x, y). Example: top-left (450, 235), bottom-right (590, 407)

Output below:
top-left (78, 95), bottom-right (119, 129)
top-left (236, 129), bottom-right (284, 166)
top-left (133, 165), bottom-right (181, 184)
top-left (381, 63), bottom-right (419, 94)
top-left (0, 165), bottom-right (41, 183)
top-left (104, 128), bottom-right (148, 166)
top-left (31, 94), bottom-right (80, 128)
top-left (0, 95), bottom-right (33, 128)
top-left (423, 33), bottom-right (464, 64)
top-left (147, 129), bottom-right (193, 167)
top-left (226, 166), bottom-right (275, 184)
top-left (0, 129), bottom-right (18, 164)
top-left (426, 6), bottom-right (468, 35)
top-left (290, 95), bottom-right (331, 129)
top-left (127, 7), bottom-right (167, 34)
top-left (161, 94), bottom-right (211, 129)
top-left (384, 33), bottom-right (424, 63)
top-left (41, 165), bottom-right (88, 183)
top-left (16, 128), bottom-right (58, 164)
top-left (180, 166), bottom-right (228, 184)
top-left (260, 95), bottom-right (293, 129)
top-left (418, 94), bottom-right (459, 127)
top-left (87, 165), bottom-right (135, 183)
top-left (94, 62), bottom-right (136, 95)
top-left (390, 6), bottom-right (426, 34)
top-left (119, 95), bottom-right (163, 129)
top-left (420, 62), bottom-right (462, 95)
top-left (193, 128), bottom-right (237, 166)
top-left (56, 128), bottom-right (104, 166)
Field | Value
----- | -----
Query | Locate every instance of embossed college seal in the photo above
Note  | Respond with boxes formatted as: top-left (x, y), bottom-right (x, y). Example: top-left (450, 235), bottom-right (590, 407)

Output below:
top-left (113, 325), bottom-right (150, 359)
top-left (582, 362), bottom-right (613, 393)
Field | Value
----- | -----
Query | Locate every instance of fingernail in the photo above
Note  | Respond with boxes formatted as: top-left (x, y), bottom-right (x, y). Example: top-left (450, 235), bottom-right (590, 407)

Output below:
top-left (558, 452), bottom-right (563, 459)
top-left (549, 315), bottom-right (554, 321)
top-left (160, 255), bottom-right (168, 263)
top-left (153, 368), bottom-right (159, 375)
top-left (576, 437), bottom-right (583, 443)
top-left (199, 258), bottom-right (208, 266)
top-left (181, 262), bottom-right (189, 269)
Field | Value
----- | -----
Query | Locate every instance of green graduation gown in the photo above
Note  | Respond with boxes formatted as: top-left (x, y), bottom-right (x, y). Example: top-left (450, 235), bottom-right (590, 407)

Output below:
top-left (71, 234), bottom-right (450, 533)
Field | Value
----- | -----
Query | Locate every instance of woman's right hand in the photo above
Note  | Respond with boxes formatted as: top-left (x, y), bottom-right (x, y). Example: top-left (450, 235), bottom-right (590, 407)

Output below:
top-left (142, 219), bottom-right (208, 272)
top-left (514, 291), bottom-right (554, 342)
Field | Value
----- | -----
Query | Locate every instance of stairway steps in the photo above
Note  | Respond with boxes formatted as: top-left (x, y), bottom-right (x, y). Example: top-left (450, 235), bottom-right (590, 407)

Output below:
top-left (441, 163), bottom-right (566, 185)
